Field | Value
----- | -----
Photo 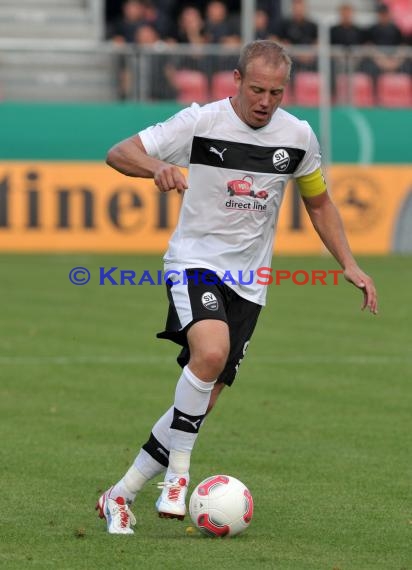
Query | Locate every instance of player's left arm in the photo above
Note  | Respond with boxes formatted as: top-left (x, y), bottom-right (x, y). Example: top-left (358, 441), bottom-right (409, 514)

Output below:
top-left (297, 170), bottom-right (378, 315)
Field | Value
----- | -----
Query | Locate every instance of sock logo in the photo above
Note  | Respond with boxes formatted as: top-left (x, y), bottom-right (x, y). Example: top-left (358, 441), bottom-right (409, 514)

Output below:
top-left (171, 408), bottom-right (205, 433)
top-left (178, 416), bottom-right (202, 430)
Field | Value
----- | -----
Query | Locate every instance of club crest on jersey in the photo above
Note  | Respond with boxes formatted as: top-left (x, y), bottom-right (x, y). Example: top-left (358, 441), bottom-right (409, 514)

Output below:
top-left (272, 149), bottom-right (290, 172)
top-left (201, 292), bottom-right (218, 311)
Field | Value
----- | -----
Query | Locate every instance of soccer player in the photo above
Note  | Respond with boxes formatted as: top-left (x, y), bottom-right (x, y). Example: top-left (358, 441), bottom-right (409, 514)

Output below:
top-left (96, 40), bottom-right (377, 534)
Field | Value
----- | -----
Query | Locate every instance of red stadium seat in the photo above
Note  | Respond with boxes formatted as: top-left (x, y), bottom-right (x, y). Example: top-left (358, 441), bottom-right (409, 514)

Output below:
top-left (293, 72), bottom-right (320, 106)
top-left (210, 71), bottom-right (236, 100)
top-left (335, 73), bottom-right (375, 106)
top-left (174, 70), bottom-right (209, 104)
top-left (376, 73), bottom-right (412, 107)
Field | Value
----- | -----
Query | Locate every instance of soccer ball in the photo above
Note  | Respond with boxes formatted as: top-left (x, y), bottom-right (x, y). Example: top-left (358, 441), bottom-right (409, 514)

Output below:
top-left (189, 475), bottom-right (254, 537)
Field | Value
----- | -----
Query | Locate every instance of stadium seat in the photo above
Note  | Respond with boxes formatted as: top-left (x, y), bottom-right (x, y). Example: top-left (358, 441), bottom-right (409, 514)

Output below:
top-left (293, 72), bottom-right (320, 106)
top-left (335, 73), bottom-right (374, 107)
top-left (210, 71), bottom-right (236, 100)
top-left (174, 70), bottom-right (209, 104)
top-left (376, 73), bottom-right (412, 107)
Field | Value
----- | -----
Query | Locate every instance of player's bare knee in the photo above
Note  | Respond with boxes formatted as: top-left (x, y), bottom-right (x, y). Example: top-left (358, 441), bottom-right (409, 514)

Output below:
top-left (189, 345), bottom-right (228, 379)
top-left (204, 345), bottom-right (229, 376)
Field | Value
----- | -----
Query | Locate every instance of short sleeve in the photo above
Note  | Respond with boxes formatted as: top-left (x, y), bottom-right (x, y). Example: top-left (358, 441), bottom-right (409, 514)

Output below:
top-left (139, 103), bottom-right (200, 168)
top-left (293, 124), bottom-right (322, 179)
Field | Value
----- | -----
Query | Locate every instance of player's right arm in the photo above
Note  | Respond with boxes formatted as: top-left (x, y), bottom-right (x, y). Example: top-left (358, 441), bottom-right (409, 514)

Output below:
top-left (106, 134), bottom-right (187, 193)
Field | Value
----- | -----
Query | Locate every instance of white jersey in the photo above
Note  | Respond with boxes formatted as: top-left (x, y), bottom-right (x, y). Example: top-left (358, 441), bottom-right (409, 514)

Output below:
top-left (139, 98), bottom-right (322, 306)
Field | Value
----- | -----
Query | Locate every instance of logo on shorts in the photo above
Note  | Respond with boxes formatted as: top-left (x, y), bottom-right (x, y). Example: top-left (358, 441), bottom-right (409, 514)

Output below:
top-left (201, 292), bottom-right (218, 311)
top-left (272, 149), bottom-right (290, 172)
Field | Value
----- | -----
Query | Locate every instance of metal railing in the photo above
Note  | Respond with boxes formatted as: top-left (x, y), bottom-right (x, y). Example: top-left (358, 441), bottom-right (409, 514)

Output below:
top-left (0, 40), bottom-right (410, 104)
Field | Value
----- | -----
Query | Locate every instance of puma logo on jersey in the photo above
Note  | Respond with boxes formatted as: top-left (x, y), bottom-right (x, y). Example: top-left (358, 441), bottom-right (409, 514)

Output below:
top-left (178, 416), bottom-right (202, 430)
top-left (209, 146), bottom-right (227, 162)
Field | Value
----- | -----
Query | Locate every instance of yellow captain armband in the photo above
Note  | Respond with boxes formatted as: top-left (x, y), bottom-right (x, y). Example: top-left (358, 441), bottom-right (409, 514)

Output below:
top-left (295, 168), bottom-right (327, 198)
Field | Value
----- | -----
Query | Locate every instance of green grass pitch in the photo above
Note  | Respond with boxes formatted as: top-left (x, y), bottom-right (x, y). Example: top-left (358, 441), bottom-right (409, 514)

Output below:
top-left (1, 254), bottom-right (411, 570)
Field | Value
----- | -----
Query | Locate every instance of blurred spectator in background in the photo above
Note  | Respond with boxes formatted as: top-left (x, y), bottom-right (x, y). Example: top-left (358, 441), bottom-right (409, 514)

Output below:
top-left (167, 6), bottom-right (210, 75)
top-left (204, 1), bottom-right (240, 44)
top-left (360, 3), bottom-right (410, 83)
top-left (136, 23), bottom-right (160, 43)
top-left (330, 4), bottom-right (365, 47)
top-left (257, 0), bottom-right (282, 33)
top-left (108, 0), bottom-right (147, 43)
top-left (367, 3), bottom-right (404, 46)
top-left (133, 25), bottom-right (178, 100)
top-left (330, 4), bottom-right (366, 96)
top-left (141, 0), bottom-right (171, 38)
top-left (274, 0), bottom-right (318, 72)
top-left (170, 5), bottom-right (207, 44)
top-left (254, 8), bottom-right (276, 40)
top-left (203, 1), bottom-right (241, 73)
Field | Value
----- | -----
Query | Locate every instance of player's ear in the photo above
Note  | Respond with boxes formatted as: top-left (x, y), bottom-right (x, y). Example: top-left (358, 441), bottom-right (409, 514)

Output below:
top-left (233, 69), bottom-right (242, 87)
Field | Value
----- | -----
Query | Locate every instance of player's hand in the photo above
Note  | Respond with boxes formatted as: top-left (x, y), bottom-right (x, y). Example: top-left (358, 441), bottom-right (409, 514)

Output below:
top-left (154, 163), bottom-right (188, 194)
top-left (343, 266), bottom-right (378, 315)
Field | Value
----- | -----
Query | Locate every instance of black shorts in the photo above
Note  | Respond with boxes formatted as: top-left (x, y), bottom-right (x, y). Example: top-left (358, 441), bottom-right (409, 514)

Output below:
top-left (157, 268), bottom-right (262, 386)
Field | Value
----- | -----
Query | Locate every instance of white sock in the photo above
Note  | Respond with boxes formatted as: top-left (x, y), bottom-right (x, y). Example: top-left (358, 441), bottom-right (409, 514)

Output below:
top-left (110, 407), bottom-right (174, 502)
top-left (168, 366), bottom-right (216, 476)
top-left (152, 406), bottom-right (174, 450)
top-left (110, 464), bottom-right (148, 503)
top-left (111, 367), bottom-right (216, 496)
top-left (168, 449), bottom-right (192, 478)
top-left (174, 366), bottom-right (216, 413)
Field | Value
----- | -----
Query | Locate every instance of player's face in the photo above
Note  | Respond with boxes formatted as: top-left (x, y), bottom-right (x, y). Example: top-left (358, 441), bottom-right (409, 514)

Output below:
top-left (231, 57), bottom-right (290, 128)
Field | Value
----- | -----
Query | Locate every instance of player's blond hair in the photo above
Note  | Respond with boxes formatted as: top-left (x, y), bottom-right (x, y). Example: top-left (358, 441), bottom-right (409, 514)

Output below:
top-left (236, 40), bottom-right (292, 79)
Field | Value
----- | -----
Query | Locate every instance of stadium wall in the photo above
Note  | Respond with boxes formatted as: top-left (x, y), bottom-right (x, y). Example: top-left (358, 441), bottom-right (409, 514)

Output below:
top-left (1, 103), bottom-right (411, 253)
